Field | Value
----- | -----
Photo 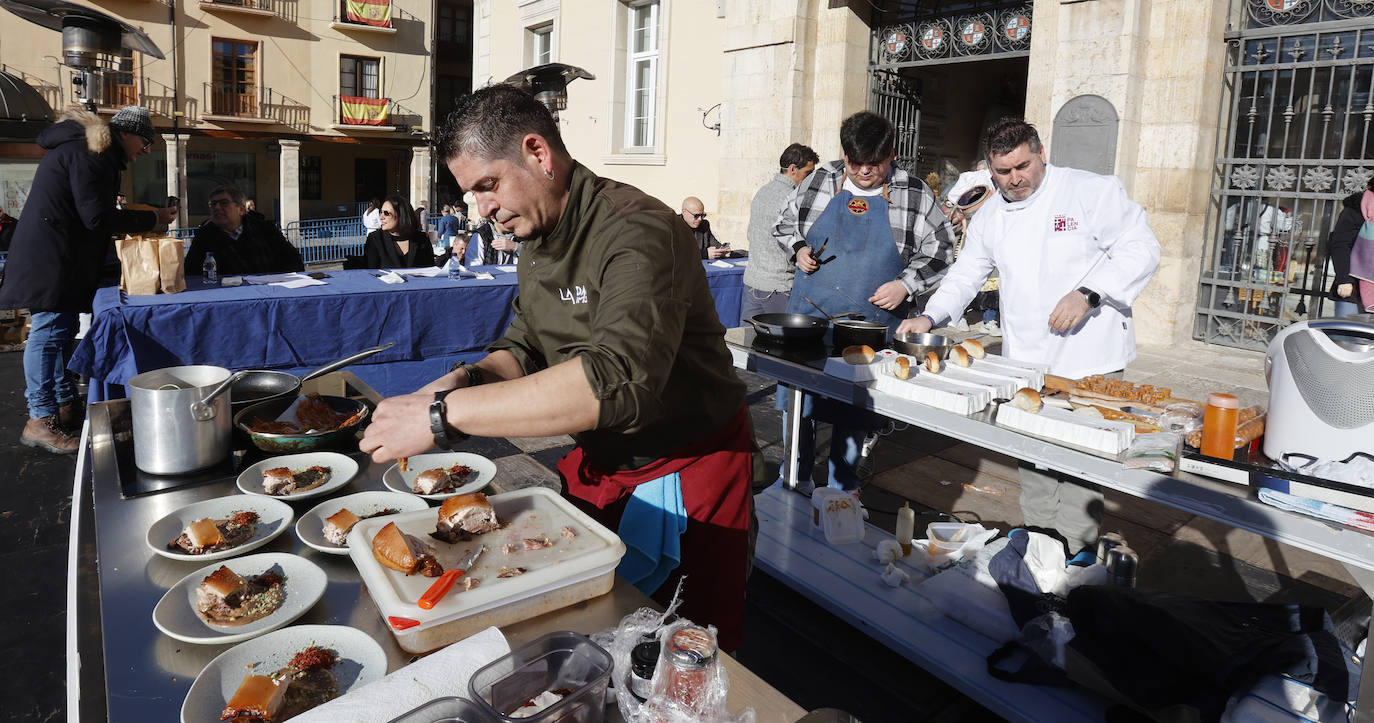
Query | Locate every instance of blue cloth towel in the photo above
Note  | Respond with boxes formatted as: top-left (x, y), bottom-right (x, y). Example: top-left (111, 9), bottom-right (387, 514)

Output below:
top-left (616, 473), bottom-right (688, 596)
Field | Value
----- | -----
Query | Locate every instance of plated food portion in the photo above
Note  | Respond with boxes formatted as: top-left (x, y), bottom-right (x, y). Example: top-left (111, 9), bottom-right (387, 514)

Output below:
top-left (148, 495), bottom-right (294, 562)
top-left (242, 393), bottom-right (367, 435)
top-left (382, 452), bottom-right (495, 500)
top-left (237, 452), bottom-right (358, 500)
top-left (153, 552), bottom-right (326, 645)
top-left (180, 624), bottom-right (386, 723)
top-left (295, 490), bottom-right (430, 555)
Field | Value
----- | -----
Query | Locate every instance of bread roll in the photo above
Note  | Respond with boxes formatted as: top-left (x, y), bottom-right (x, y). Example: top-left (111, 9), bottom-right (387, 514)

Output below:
top-left (1012, 388), bottom-right (1043, 413)
top-left (842, 345), bottom-right (876, 364)
top-left (950, 346), bottom-right (971, 367)
top-left (893, 356), bottom-right (911, 380)
top-left (960, 338), bottom-right (986, 359)
top-left (924, 351), bottom-right (943, 373)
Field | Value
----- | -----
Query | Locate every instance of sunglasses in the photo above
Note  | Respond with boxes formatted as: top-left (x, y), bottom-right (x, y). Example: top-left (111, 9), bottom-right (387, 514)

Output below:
top-left (208, 199), bottom-right (235, 208)
top-left (686, 211), bottom-right (707, 220)
top-left (380, 210), bottom-right (395, 217)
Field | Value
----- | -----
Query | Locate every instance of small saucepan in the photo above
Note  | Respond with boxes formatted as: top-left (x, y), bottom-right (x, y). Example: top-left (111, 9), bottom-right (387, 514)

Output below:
top-left (229, 342), bottom-right (395, 417)
top-left (892, 331), bottom-right (952, 359)
top-left (833, 319), bottom-right (888, 350)
top-left (746, 313), bottom-right (829, 342)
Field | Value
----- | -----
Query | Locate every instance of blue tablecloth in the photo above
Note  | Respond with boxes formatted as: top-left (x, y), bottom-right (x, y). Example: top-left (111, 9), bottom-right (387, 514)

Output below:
top-left (71, 262), bottom-right (746, 400)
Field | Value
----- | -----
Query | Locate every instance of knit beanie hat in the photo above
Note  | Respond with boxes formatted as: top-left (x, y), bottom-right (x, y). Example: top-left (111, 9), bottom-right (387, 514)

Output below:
top-left (109, 106), bottom-right (155, 144)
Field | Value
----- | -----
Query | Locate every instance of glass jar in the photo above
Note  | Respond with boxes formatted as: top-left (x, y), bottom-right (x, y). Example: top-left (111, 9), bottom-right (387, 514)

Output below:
top-left (653, 625), bottom-right (717, 714)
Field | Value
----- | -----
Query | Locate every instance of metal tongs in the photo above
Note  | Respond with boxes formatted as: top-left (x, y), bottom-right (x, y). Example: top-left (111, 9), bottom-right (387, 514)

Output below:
top-left (807, 237), bottom-right (836, 266)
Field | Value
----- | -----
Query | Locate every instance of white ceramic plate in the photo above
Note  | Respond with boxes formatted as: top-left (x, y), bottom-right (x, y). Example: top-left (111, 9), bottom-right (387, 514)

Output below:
top-left (381, 452), bottom-right (496, 500)
top-left (235, 452), bottom-right (358, 501)
top-left (179, 624), bottom-right (387, 723)
top-left (146, 495), bottom-right (294, 562)
top-left (295, 491), bottom-right (431, 555)
top-left (152, 552), bottom-right (327, 645)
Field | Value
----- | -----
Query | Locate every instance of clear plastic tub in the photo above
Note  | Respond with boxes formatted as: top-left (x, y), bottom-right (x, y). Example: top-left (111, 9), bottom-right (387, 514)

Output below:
top-left (468, 631), bottom-right (613, 722)
top-left (812, 487), bottom-right (864, 545)
top-left (388, 696), bottom-right (494, 722)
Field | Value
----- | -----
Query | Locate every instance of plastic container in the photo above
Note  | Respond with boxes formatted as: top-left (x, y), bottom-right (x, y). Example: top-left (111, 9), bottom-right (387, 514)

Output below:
top-left (387, 696), bottom-right (494, 722)
top-left (925, 521), bottom-right (974, 556)
top-left (1202, 393), bottom-right (1240, 459)
top-left (811, 487), bottom-right (864, 545)
top-left (203, 251), bottom-right (219, 286)
top-left (468, 631), bottom-right (613, 723)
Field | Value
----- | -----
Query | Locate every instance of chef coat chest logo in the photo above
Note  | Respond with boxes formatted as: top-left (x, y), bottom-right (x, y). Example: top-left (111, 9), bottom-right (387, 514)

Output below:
top-left (847, 198), bottom-right (869, 215)
top-left (1052, 214), bottom-right (1079, 232)
top-left (559, 285), bottom-right (589, 304)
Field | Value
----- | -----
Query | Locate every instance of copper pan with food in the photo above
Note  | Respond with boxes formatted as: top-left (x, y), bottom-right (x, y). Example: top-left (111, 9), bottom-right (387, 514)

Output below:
top-left (235, 394), bottom-right (372, 453)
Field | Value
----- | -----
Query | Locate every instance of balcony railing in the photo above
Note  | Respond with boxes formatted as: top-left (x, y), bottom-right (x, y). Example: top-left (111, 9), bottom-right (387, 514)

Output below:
top-left (332, 0), bottom-right (394, 31)
top-left (101, 74), bottom-right (138, 108)
top-left (203, 82), bottom-right (271, 121)
top-left (199, 0), bottom-right (278, 16)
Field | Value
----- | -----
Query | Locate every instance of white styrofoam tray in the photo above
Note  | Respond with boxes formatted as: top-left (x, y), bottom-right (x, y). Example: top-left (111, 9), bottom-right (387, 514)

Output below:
top-left (347, 487), bottom-right (625, 648)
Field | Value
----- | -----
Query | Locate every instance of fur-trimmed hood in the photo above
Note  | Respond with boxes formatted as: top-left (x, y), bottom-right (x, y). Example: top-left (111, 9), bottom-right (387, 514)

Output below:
top-left (37, 109), bottom-right (112, 154)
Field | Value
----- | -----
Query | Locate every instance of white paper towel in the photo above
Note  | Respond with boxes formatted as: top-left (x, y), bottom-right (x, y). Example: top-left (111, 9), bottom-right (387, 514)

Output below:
top-left (292, 626), bottom-right (511, 722)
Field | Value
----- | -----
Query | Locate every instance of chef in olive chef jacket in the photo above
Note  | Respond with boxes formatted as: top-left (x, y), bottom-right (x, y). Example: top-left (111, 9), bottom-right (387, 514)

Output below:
top-left (901, 118), bottom-right (1161, 557)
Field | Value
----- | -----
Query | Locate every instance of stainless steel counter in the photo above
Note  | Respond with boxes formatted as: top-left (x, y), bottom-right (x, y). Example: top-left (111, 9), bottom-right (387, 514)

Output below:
top-left (68, 372), bottom-right (803, 722)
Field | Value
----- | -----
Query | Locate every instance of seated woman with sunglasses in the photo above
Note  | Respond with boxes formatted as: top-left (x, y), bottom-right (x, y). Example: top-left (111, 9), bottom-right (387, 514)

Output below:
top-left (363, 194), bottom-right (439, 269)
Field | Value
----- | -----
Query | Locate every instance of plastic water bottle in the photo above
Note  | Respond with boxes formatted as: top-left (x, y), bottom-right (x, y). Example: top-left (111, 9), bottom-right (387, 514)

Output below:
top-left (202, 251), bottom-right (219, 286)
top-left (447, 255), bottom-right (462, 281)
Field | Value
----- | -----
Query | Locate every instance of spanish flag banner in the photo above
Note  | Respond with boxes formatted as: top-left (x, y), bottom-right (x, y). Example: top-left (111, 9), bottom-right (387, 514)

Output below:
top-left (340, 95), bottom-right (390, 125)
top-left (345, 0), bottom-right (391, 27)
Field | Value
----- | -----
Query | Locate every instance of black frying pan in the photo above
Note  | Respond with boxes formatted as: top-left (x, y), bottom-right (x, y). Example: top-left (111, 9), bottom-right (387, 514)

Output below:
top-left (746, 313), bottom-right (829, 341)
top-left (229, 342), bottom-right (395, 417)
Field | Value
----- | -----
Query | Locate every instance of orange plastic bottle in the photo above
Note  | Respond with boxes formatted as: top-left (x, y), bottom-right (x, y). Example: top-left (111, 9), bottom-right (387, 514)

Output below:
top-left (1201, 393), bottom-right (1240, 459)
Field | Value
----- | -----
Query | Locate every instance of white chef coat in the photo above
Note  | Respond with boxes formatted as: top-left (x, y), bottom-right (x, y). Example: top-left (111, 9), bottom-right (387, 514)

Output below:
top-left (921, 164), bottom-right (1160, 378)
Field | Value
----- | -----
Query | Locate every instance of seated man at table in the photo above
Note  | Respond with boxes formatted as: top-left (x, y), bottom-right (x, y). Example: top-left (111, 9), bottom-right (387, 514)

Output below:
top-left (361, 84), bottom-right (754, 652)
top-left (186, 185), bottom-right (304, 276)
top-left (681, 196), bottom-right (731, 260)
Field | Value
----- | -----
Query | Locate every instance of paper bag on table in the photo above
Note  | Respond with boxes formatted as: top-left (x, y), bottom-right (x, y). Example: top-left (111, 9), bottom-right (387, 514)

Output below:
top-left (156, 236), bottom-right (186, 293)
top-left (116, 234), bottom-right (185, 295)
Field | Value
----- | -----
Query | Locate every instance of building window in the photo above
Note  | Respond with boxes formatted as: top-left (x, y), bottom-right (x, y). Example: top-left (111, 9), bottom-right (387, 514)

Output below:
top-left (300, 155), bottom-right (322, 200)
top-left (625, 2), bottom-right (659, 149)
top-left (103, 48), bottom-right (137, 108)
top-left (437, 2), bottom-right (470, 44)
top-left (528, 24), bottom-right (553, 67)
top-left (340, 55), bottom-right (380, 99)
top-left (210, 39), bottom-right (258, 117)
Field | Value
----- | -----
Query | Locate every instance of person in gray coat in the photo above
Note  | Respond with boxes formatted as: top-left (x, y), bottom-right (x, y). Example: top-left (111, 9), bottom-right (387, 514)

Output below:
top-left (740, 143), bottom-right (819, 323)
top-left (0, 106), bottom-right (176, 453)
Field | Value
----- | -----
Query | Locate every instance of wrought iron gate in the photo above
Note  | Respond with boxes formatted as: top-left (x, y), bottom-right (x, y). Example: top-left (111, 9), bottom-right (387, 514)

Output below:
top-left (869, 69), bottom-right (921, 176)
top-left (1196, 0), bottom-right (1374, 350)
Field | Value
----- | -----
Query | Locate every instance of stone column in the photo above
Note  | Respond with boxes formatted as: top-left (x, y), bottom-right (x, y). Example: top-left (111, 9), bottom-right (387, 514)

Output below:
top-left (162, 132), bottom-right (189, 229)
top-left (410, 144), bottom-right (432, 215)
top-left (278, 139), bottom-right (301, 230)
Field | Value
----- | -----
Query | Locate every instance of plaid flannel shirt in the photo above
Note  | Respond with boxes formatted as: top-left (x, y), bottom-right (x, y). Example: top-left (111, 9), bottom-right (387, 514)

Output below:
top-left (772, 160), bottom-right (955, 297)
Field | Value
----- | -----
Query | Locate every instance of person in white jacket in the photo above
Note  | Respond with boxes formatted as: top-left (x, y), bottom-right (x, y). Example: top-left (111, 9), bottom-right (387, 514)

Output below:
top-left (898, 118), bottom-right (1161, 556)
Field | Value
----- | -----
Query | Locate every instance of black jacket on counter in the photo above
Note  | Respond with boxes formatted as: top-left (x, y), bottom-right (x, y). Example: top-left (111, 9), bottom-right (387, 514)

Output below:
top-left (363, 229), bottom-right (436, 269)
top-left (0, 112), bottom-right (157, 312)
top-left (186, 216), bottom-right (304, 277)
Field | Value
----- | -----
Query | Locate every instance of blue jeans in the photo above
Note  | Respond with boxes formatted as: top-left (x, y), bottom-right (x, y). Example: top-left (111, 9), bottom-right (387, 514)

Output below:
top-left (1333, 299), bottom-right (1361, 318)
top-left (777, 391), bottom-right (878, 491)
top-left (739, 286), bottom-right (790, 326)
top-left (23, 311), bottom-right (79, 419)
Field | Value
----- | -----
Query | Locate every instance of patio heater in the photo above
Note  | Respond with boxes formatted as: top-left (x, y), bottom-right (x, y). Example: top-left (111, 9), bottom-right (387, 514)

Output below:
top-left (0, 0), bottom-right (163, 112)
top-left (502, 63), bottom-right (595, 121)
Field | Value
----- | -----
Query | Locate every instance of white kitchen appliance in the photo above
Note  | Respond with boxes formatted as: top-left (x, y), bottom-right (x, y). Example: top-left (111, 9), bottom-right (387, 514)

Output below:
top-left (1264, 318), bottom-right (1374, 463)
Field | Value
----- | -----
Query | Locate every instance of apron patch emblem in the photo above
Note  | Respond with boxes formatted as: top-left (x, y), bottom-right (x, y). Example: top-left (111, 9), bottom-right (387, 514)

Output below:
top-left (847, 198), bottom-right (869, 215)
top-left (1052, 214), bottom-right (1079, 232)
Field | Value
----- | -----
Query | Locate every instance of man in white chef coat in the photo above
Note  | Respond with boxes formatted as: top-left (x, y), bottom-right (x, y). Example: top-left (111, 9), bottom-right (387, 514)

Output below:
top-left (898, 118), bottom-right (1161, 557)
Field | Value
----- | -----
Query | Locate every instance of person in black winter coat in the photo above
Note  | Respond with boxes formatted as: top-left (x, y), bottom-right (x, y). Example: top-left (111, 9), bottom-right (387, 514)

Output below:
top-left (186, 185), bottom-right (304, 277)
top-left (1326, 176), bottom-right (1374, 317)
top-left (0, 107), bottom-right (176, 453)
top-left (363, 195), bottom-right (437, 269)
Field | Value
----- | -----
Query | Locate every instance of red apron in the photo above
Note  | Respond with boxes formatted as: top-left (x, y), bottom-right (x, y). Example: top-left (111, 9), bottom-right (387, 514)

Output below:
top-left (558, 405), bottom-right (753, 652)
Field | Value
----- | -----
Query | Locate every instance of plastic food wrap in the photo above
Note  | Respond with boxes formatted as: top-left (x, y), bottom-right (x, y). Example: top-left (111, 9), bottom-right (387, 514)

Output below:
top-left (1159, 402), bottom-right (1204, 437)
top-left (1123, 433), bottom-right (1182, 472)
top-left (606, 586), bottom-right (753, 723)
top-left (1184, 405), bottom-right (1265, 449)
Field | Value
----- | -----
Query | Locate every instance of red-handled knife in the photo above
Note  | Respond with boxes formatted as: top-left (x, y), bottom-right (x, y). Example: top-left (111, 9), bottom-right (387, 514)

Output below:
top-left (388, 616), bottom-right (420, 630)
top-left (417, 544), bottom-right (485, 610)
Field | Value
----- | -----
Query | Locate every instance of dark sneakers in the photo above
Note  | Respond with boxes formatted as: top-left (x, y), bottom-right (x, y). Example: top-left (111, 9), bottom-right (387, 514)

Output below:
top-left (21, 416), bottom-right (80, 454)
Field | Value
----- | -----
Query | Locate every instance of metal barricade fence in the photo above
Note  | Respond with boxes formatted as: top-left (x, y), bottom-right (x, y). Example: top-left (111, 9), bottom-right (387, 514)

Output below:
top-left (284, 217), bottom-right (367, 265)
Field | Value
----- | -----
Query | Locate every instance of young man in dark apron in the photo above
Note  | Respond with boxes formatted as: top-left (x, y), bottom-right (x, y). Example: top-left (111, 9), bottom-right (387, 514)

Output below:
top-left (773, 111), bottom-right (957, 490)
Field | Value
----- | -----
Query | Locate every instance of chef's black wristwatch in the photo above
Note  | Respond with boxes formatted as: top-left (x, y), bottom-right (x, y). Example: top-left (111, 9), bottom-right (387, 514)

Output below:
top-left (1077, 286), bottom-right (1101, 309)
top-left (429, 389), bottom-right (468, 450)
top-left (449, 360), bottom-right (485, 387)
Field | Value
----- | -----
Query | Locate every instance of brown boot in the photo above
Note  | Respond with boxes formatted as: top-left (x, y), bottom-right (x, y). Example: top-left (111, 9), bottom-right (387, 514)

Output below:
top-left (21, 416), bottom-right (80, 454)
top-left (58, 401), bottom-right (85, 432)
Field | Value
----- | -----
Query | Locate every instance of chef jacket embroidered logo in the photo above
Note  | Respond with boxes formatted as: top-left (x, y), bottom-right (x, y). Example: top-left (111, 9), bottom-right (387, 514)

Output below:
top-left (847, 198), bottom-right (869, 215)
top-left (1052, 215), bottom-right (1079, 232)
top-left (559, 285), bottom-right (588, 304)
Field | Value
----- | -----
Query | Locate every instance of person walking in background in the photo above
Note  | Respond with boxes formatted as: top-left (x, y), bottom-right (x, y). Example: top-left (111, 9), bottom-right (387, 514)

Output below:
top-left (363, 196), bottom-right (383, 234)
top-left (437, 205), bottom-right (463, 250)
top-left (187, 186), bottom-right (303, 276)
top-left (0, 106), bottom-right (176, 453)
top-left (1329, 175), bottom-right (1374, 315)
top-left (740, 142), bottom-right (819, 322)
top-left (363, 194), bottom-right (437, 268)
